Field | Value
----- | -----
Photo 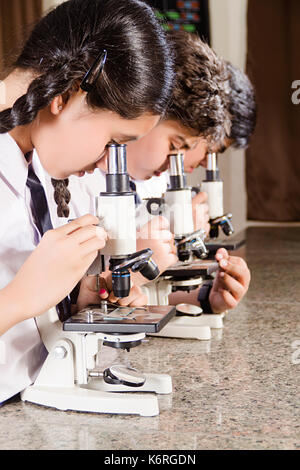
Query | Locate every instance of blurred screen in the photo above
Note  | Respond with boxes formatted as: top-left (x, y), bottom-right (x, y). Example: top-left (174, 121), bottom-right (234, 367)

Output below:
top-left (148, 0), bottom-right (210, 43)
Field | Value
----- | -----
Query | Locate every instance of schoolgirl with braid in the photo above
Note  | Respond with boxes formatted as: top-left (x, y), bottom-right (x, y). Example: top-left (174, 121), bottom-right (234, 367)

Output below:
top-left (0, 0), bottom-right (174, 403)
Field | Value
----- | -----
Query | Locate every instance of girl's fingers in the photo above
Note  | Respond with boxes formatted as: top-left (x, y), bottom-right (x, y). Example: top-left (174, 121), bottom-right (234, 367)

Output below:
top-left (83, 274), bottom-right (108, 297)
top-left (117, 286), bottom-right (147, 307)
top-left (81, 236), bottom-right (107, 257)
top-left (128, 293), bottom-right (148, 307)
top-left (98, 276), bottom-right (109, 299)
top-left (70, 225), bottom-right (107, 245)
top-left (108, 291), bottom-right (120, 303)
top-left (100, 270), bottom-right (113, 292)
top-left (82, 274), bottom-right (98, 291)
top-left (55, 214), bottom-right (100, 236)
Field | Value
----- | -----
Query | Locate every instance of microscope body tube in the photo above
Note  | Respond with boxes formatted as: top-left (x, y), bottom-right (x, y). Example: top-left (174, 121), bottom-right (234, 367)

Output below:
top-left (92, 144), bottom-right (136, 297)
top-left (164, 189), bottom-right (194, 239)
top-left (92, 143), bottom-right (159, 298)
top-left (201, 181), bottom-right (224, 220)
top-left (96, 143), bottom-right (136, 257)
top-left (96, 193), bottom-right (136, 256)
top-left (165, 153), bottom-right (194, 239)
top-left (201, 152), bottom-right (224, 220)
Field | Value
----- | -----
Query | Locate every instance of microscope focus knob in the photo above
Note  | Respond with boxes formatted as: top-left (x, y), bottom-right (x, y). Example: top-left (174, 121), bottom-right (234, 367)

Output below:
top-left (53, 346), bottom-right (68, 360)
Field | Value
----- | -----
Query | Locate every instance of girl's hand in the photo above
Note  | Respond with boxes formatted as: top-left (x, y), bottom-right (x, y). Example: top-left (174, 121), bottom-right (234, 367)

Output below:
top-left (136, 216), bottom-right (178, 274)
top-left (192, 192), bottom-right (210, 236)
top-left (75, 273), bottom-right (108, 312)
top-left (209, 248), bottom-right (251, 314)
top-left (9, 214), bottom-right (108, 322)
top-left (75, 269), bottom-right (148, 311)
top-left (98, 270), bottom-right (148, 307)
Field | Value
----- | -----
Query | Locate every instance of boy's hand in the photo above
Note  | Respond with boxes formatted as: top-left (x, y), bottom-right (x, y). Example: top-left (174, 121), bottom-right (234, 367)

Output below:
top-left (136, 216), bottom-right (178, 273)
top-left (209, 248), bottom-right (251, 314)
top-left (192, 192), bottom-right (210, 236)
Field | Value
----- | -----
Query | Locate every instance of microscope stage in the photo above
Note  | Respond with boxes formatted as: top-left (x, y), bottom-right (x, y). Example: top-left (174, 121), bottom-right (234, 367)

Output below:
top-left (162, 259), bottom-right (218, 278)
top-left (63, 305), bottom-right (176, 334)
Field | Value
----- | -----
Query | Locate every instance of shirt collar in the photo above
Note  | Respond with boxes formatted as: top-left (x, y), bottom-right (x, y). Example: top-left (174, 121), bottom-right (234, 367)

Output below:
top-left (0, 133), bottom-right (29, 197)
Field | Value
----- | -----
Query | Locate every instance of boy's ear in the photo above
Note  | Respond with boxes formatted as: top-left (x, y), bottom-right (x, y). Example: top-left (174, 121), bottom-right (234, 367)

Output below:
top-left (50, 95), bottom-right (64, 115)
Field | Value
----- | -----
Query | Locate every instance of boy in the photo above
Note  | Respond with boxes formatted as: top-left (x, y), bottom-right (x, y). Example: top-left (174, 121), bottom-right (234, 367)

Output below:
top-left (124, 32), bottom-right (256, 313)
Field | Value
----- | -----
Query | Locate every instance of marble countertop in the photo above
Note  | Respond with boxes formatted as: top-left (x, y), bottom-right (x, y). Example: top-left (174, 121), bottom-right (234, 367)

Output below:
top-left (1, 227), bottom-right (299, 450)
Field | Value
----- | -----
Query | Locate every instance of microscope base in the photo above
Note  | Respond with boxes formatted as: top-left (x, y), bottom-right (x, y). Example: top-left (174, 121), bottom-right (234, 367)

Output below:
top-left (20, 337), bottom-right (170, 417)
top-left (196, 314), bottom-right (224, 329)
top-left (149, 316), bottom-right (212, 340)
top-left (21, 385), bottom-right (159, 417)
top-left (85, 374), bottom-right (172, 394)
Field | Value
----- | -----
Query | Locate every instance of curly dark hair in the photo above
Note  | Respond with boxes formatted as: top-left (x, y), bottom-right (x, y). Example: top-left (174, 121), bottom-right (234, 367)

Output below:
top-left (225, 61), bottom-right (257, 149)
top-left (165, 31), bottom-right (231, 148)
top-left (0, 0), bottom-right (174, 217)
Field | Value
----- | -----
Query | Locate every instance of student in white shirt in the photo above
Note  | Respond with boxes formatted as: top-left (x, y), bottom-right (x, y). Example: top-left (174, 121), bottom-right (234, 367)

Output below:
top-left (0, 0), bottom-right (174, 402)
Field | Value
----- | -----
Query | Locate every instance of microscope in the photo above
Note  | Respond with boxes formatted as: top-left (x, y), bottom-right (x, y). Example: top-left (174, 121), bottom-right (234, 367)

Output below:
top-left (21, 144), bottom-right (176, 417)
top-left (201, 152), bottom-right (245, 257)
top-left (141, 152), bottom-right (224, 341)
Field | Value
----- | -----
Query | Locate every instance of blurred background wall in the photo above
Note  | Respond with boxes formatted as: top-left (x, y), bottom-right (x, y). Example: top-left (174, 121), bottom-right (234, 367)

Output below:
top-left (0, 0), bottom-right (42, 79)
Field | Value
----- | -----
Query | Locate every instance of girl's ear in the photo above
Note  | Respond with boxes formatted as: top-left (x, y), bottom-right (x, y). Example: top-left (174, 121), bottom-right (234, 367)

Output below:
top-left (50, 96), bottom-right (64, 115)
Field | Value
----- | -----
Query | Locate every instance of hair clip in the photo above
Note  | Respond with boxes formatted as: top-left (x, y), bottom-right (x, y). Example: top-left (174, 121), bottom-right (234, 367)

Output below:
top-left (80, 49), bottom-right (107, 93)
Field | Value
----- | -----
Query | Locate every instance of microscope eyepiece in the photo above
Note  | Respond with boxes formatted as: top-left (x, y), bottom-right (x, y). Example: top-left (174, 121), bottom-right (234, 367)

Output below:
top-left (168, 152), bottom-right (187, 190)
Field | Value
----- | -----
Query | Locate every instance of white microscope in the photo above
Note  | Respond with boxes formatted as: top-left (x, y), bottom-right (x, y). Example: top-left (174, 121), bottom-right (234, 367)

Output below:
top-left (201, 152), bottom-right (245, 257)
top-left (141, 152), bottom-right (224, 341)
top-left (21, 144), bottom-right (176, 417)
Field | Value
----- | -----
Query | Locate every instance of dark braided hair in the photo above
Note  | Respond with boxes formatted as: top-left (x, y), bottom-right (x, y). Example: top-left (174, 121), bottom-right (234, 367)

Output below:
top-left (52, 179), bottom-right (71, 218)
top-left (0, 0), bottom-right (174, 217)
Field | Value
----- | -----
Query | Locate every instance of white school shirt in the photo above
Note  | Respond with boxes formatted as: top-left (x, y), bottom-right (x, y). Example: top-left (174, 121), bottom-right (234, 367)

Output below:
top-left (0, 133), bottom-right (47, 402)
top-left (32, 151), bottom-right (106, 228)
top-left (133, 173), bottom-right (169, 229)
top-left (134, 173), bottom-right (168, 200)
top-left (32, 156), bottom-right (118, 369)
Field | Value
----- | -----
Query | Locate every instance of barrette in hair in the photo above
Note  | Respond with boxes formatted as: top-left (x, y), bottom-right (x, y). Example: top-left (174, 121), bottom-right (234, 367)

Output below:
top-left (80, 49), bottom-right (107, 93)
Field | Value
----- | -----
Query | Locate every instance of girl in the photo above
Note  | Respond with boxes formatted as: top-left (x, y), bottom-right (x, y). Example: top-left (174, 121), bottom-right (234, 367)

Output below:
top-left (0, 0), bottom-right (174, 402)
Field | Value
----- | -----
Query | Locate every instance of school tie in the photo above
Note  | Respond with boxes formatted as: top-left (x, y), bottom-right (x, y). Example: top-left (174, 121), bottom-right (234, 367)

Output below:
top-left (26, 164), bottom-right (53, 236)
top-left (129, 180), bottom-right (142, 206)
top-left (26, 163), bottom-right (72, 322)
